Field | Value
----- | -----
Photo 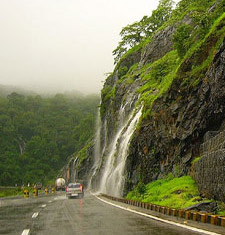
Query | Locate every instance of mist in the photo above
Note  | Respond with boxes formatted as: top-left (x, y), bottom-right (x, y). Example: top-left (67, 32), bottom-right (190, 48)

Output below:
top-left (0, 0), bottom-right (165, 94)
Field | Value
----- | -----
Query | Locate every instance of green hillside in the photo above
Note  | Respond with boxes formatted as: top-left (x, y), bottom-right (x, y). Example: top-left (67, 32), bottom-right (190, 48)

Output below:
top-left (0, 92), bottom-right (99, 186)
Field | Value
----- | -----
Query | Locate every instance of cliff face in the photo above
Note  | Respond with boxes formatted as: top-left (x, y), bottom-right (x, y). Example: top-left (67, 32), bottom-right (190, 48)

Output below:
top-left (193, 130), bottom-right (225, 202)
top-left (125, 36), bottom-right (225, 195)
top-left (86, 1), bottom-right (225, 200)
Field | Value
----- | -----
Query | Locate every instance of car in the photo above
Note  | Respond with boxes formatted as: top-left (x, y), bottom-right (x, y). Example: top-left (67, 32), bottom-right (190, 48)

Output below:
top-left (66, 183), bottom-right (84, 199)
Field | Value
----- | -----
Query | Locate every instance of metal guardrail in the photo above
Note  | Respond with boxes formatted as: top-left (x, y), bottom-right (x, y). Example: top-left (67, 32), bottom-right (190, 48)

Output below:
top-left (101, 194), bottom-right (225, 228)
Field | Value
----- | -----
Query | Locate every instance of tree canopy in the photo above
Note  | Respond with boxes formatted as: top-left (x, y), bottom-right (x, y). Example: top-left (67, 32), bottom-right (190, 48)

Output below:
top-left (0, 92), bottom-right (99, 186)
top-left (113, 0), bottom-right (174, 63)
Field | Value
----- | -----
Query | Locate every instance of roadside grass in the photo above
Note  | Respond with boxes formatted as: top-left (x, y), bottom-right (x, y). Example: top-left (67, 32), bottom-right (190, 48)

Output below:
top-left (217, 202), bottom-right (225, 216)
top-left (0, 187), bottom-right (24, 197)
top-left (126, 174), bottom-right (210, 209)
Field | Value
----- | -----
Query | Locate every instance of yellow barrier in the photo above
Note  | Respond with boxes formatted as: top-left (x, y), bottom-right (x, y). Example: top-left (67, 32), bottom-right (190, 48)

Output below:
top-left (44, 188), bottom-right (49, 195)
top-left (33, 189), bottom-right (38, 197)
top-left (24, 189), bottom-right (29, 198)
top-left (51, 188), bottom-right (55, 194)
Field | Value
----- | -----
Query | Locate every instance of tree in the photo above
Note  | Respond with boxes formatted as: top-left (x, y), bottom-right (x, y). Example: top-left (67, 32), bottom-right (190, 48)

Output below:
top-left (113, 0), bottom-right (174, 64)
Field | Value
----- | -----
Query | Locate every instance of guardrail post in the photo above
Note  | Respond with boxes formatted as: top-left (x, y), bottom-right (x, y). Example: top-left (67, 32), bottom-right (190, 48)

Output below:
top-left (178, 210), bottom-right (184, 218)
top-left (168, 208), bottom-right (172, 215)
top-left (192, 212), bottom-right (200, 221)
top-left (221, 217), bottom-right (225, 227)
top-left (185, 211), bottom-right (191, 220)
top-left (157, 206), bottom-right (161, 212)
top-left (200, 213), bottom-right (207, 223)
top-left (171, 209), bottom-right (177, 216)
top-left (210, 215), bottom-right (218, 225)
top-left (152, 205), bottom-right (156, 211)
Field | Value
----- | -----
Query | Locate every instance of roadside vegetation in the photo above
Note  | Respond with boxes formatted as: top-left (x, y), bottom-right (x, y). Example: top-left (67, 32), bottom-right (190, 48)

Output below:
top-left (126, 174), bottom-right (225, 215)
top-left (0, 187), bottom-right (24, 197)
top-left (126, 174), bottom-right (206, 209)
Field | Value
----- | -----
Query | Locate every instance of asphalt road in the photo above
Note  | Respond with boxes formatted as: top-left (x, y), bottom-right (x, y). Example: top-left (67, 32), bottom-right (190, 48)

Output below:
top-left (0, 191), bottom-right (219, 235)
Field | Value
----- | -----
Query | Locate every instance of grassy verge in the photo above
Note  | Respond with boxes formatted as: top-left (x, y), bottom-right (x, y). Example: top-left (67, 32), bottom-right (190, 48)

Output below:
top-left (0, 187), bottom-right (24, 197)
top-left (126, 174), bottom-right (210, 209)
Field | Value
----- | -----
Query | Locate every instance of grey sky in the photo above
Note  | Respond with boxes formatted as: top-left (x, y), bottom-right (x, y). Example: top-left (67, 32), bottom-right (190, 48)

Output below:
top-left (0, 0), bottom-right (163, 94)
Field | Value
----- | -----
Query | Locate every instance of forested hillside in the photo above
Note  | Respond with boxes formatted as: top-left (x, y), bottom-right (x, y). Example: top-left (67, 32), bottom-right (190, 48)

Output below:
top-left (0, 92), bottom-right (99, 186)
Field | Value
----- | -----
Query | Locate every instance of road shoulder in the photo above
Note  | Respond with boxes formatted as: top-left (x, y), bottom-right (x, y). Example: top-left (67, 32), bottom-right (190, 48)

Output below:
top-left (93, 193), bottom-right (225, 235)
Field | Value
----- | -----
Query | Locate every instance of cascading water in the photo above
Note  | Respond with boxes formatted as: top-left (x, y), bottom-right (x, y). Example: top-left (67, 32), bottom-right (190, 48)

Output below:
top-left (71, 157), bottom-right (78, 183)
top-left (87, 110), bottom-right (102, 189)
top-left (98, 107), bottom-right (142, 197)
top-left (88, 87), bottom-right (142, 197)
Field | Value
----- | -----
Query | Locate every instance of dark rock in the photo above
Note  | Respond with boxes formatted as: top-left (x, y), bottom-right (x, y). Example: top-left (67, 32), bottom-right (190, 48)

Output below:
top-left (124, 37), bottom-right (225, 199)
top-left (186, 202), bottom-right (218, 213)
top-left (139, 25), bottom-right (176, 66)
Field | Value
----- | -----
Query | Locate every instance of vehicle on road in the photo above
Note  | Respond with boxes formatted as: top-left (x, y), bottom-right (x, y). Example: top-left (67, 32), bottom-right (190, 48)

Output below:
top-left (66, 183), bottom-right (84, 199)
top-left (55, 178), bottom-right (66, 191)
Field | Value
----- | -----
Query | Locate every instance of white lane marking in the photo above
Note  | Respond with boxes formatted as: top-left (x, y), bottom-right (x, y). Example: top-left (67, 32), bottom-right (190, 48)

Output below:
top-left (95, 195), bottom-right (222, 235)
top-left (21, 229), bottom-right (30, 235)
top-left (48, 200), bottom-right (52, 203)
top-left (32, 212), bottom-right (39, 218)
top-left (41, 204), bottom-right (46, 208)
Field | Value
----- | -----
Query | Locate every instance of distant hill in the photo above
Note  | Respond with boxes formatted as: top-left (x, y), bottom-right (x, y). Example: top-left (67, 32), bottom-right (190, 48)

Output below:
top-left (0, 84), bottom-right (37, 97)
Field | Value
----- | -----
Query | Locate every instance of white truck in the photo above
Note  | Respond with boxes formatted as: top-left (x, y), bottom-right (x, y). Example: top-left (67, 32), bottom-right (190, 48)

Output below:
top-left (55, 178), bottom-right (66, 191)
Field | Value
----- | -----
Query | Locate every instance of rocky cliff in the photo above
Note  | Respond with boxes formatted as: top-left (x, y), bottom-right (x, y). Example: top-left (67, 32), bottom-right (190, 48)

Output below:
top-left (77, 0), bottom-right (225, 201)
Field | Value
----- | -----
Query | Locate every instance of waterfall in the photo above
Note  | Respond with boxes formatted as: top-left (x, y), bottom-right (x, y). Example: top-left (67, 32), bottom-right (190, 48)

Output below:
top-left (87, 110), bottom-right (102, 189)
top-left (71, 157), bottom-right (78, 183)
top-left (88, 89), bottom-right (142, 196)
top-left (98, 106), bottom-right (142, 197)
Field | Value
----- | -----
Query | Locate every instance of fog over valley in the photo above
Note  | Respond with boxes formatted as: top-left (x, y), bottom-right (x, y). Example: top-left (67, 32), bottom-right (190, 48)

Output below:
top-left (0, 0), bottom-right (164, 94)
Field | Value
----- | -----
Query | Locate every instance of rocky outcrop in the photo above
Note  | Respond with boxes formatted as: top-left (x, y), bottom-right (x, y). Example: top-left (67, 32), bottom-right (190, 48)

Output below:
top-left (59, 143), bottom-right (94, 187)
top-left (186, 202), bottom-right (218, 213)
top-left (139, 25), bottom-right (176, 66)
top-left (193, 131), bottom-right (225, 201)
top-left (124, 37), bottom-right (225, 197)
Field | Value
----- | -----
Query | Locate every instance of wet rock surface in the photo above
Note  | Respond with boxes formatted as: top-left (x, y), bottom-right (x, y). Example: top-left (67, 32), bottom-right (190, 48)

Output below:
top-left (193, 131), bottom-right (225, 201)
top-left (186, 202), bottom-right (218, 213)
top-left (124, 37), bottom-right (225, 197)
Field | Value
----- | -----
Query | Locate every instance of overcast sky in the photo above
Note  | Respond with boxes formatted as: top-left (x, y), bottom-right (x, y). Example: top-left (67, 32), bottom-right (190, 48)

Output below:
top-left (0, 0), bottom-right (166, 94)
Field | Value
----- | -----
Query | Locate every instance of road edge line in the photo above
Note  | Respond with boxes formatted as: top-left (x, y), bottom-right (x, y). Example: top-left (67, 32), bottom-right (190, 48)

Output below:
top-left (21, 229), bottom-right (30, 235)
top-left (32, 212), bottom-right (39, 218)
top-left (93, 193), bottom-right (222, 235)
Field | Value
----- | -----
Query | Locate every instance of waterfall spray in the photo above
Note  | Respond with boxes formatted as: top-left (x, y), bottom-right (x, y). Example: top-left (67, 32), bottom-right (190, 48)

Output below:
top-left (98, 106), bottom-right (142, 197)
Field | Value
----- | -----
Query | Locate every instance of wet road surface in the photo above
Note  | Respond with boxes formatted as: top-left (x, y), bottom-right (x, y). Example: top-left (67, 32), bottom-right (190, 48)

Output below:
top-left (0, 192), bottom-right (217, 235)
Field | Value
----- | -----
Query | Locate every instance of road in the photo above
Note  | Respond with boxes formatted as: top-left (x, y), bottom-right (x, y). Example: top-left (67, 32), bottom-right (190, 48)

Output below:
top-left (0, 191), bottom-right (220, 235)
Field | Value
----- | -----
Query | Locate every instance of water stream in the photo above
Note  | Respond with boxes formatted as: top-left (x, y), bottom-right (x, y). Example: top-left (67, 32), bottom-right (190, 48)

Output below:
top-left (71, 157), bottom-right (78, 183)
top-left (89, 89), bottom-right (142, 197)
top-left (98, 107), bottom-right (142, 197)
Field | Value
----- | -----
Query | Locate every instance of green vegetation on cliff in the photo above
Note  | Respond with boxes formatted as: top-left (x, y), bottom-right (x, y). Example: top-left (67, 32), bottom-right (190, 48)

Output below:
top-left (110, 0), bottom-right (225, 121)
top-left (126, 174), bottom-right (208, 209)
top-left (0, 92), bottom-right (99, 186)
